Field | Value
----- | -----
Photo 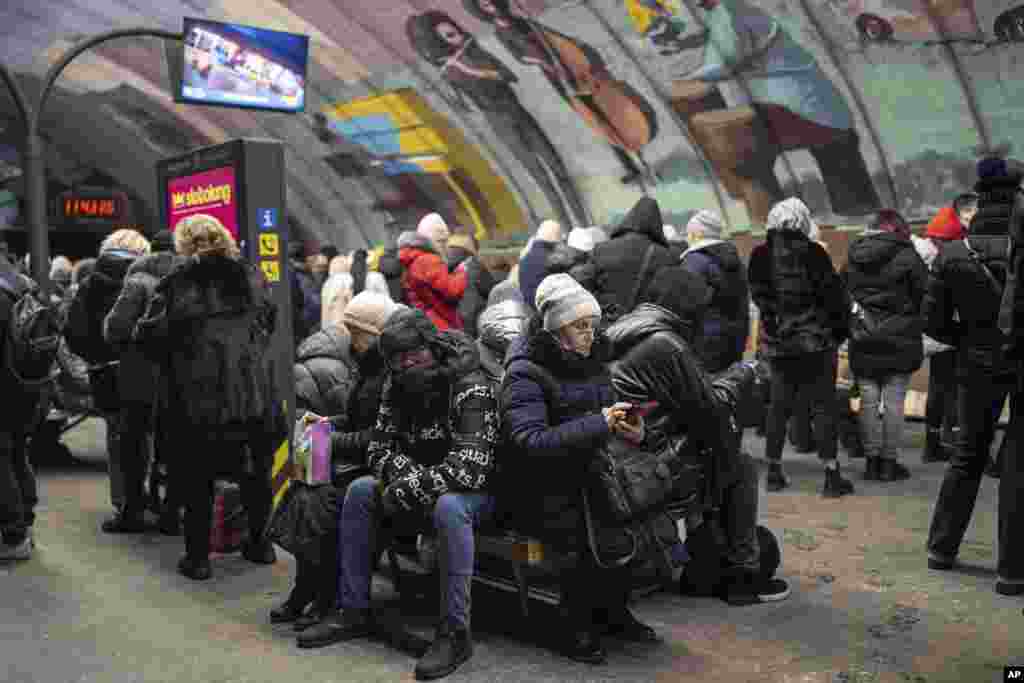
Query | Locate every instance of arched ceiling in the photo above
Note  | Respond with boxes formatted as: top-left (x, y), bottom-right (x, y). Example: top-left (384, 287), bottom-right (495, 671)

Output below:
top-left (1, 0), bottom-right (1023, 246)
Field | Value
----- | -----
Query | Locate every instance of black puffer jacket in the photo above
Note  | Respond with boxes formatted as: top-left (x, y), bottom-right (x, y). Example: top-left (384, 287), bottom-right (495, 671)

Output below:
top-left (476, 300), bottom-right (530, 384)
top-left (924, 232), bottom-right (1013, 378)
top-left (843, 231), bottom-right (927, 378)
top-left (0, 257), bottom-right (45, 430)
top-left (366, 309), bottom-right (500, 514)
top-left (500, 317), bottom-right (614, 544)
top-left (748, 231), bottom-right (849, 359)
top-left (575, 197), bottom-right (676, 321)
top-left (104, 252), bottom-right (183, 405)
top-left (681, 242), bottom-right (751, 372)
top-left (294, 326), bottom-right (358, 421)
top-left (65, 249), bottom-right (138, 412)
top-left (605, 304), bottom-right (753, 485)
top-left (134, 255), bottom-right (277, 432)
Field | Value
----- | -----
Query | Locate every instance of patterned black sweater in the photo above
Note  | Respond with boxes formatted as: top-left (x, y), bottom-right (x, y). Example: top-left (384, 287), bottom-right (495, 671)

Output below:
top-left (367, 331), bottom-right (500, 514)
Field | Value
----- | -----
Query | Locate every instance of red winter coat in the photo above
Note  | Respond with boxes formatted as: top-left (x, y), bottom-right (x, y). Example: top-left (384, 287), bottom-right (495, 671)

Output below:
top-left (399, 239), bottom-right (468, 331)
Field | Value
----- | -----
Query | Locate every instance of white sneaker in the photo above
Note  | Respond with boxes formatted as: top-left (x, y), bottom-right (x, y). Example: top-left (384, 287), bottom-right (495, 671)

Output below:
top-left (0, 534), bottom-right (34, 561)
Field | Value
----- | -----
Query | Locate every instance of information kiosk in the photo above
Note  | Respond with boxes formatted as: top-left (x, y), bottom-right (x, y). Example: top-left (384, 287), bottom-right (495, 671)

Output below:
top-left (156, 139), bottom-right (294, 504)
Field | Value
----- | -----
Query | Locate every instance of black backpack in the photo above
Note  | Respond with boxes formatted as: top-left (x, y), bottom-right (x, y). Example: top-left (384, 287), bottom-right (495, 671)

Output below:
top-left (0, 274), bottom-right (61, 387)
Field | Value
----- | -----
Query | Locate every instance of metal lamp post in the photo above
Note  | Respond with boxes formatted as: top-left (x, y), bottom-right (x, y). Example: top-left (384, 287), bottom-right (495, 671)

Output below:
top-left (0, 28), bottom-right (182, 294)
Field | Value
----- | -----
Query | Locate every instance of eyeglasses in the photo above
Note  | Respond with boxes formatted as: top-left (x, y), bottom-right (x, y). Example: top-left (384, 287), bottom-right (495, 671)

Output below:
top-left (567, 317), bottom-right (598, 334)
top-left (387, 347), bottom-right (434, 372)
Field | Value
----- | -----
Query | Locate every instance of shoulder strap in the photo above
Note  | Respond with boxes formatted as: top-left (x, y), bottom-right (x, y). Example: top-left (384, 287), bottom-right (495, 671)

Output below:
top-left (626, 245), bottom-right (658, 312)
top-left (964, 239), bottom-right (1003, 296)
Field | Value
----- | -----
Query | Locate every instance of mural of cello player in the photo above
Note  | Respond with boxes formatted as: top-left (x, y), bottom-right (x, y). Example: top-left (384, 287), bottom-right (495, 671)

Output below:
top-left (464, 0), bottom-right (660, 187)
top-left (407, 11), bottom-right (591, 230)
top-left (668, 0), bottom-right (880, 225)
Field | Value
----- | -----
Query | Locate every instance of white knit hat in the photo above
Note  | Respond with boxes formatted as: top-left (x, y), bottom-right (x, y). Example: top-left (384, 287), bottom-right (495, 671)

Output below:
top-left (686, 210), bottom-right (725, 239)
top-left (535, 273), bottom-right (601, 332)
top-left (567, 227), bottom-right (596, 253)
top-left (766, 197), bottom-right (818, 237)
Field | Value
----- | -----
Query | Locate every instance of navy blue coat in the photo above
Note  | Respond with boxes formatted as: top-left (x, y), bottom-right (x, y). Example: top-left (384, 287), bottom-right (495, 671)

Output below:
top-left (680, 242), bottom-right (750, 373)
top-left (500, 318), bottom-right (613, 544)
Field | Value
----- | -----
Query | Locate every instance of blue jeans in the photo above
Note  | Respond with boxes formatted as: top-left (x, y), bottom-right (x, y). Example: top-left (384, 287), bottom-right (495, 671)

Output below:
top-left (338, 476), bottom-right (495, 629)
top-left (856, 373), bottom-right (910, 462)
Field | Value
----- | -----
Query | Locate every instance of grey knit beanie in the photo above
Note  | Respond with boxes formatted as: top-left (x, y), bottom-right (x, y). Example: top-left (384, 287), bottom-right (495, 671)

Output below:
top-left (535, 273), bottom-right (601, 332)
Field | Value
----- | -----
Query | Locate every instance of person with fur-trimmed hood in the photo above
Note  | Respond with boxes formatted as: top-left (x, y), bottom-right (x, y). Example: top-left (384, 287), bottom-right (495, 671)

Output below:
top-left (298, 307), bottom-right (500, 681)
top-left (401, 214), bottom-right (469, 331)
top-left (103, 230), bottom-right (185, 535)
top-left (133, 215), bottom-right (281, 581)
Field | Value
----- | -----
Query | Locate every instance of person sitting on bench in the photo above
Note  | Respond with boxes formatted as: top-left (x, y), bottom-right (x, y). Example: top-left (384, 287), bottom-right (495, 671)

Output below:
top-left (298, 307), bottom-right (500, 682)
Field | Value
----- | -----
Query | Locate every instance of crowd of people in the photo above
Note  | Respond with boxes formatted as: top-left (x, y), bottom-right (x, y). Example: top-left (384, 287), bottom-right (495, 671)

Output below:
top-left (0, 155), bottom-right (1022, 681)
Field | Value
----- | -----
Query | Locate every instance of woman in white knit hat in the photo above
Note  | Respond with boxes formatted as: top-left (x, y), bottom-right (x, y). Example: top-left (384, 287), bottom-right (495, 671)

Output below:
top-left (501, 273), bottom-right (654, 664)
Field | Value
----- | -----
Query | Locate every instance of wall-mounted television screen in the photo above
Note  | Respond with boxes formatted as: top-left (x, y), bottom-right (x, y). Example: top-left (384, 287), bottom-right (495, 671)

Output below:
top-left (180, 17), bottom-right (309, 113)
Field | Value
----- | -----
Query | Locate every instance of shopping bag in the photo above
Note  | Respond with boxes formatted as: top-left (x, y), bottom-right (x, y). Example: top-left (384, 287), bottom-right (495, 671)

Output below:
top-left (294, 415), bottom-right (334, 485)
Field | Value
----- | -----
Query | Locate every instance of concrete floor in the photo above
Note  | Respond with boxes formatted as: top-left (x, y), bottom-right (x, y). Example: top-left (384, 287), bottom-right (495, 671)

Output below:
top-left (1, 418), bottom-right (1020, 683)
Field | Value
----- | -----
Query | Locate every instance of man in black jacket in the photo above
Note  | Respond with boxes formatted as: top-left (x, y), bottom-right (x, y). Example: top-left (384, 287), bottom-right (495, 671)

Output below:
top-left (925, 157), bottom-right (1023, 596)
top-left (298, 308), bottom-right (500, 681)
top-left (575, 197), bottom-right (677, 323)
top-left (0, 255), bottom-right (46, 561)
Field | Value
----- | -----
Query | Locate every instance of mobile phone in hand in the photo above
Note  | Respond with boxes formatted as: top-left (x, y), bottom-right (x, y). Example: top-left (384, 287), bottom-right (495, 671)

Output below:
top-left (625, 401), bottom-right (659, 418)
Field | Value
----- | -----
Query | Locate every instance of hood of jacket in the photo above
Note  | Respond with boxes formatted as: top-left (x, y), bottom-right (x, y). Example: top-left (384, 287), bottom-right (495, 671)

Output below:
top-left (380, 305), bottom-right (481, 379)
top-left (610, 197), bottom-right (667, 246)
top-left (848, 231), bottom-right (912, 271)
top-left (604, 304), bottom-right (690, 359)
top-left (160, 254), bottom-right (261, 318)
top-left (926, 207), bottom-right (965, 242)
top-left (126, 251), bottom-right (182, 280)
top-left (691, 240), bottom-right (743, 273)
top-left (505, 314), bottom-right (610, 379)
top-left (478, 300), bottom-right (529, 356)
top-left (296, 326), bottom-right (351, 365)
top-left (398, 236), bottom-right (440, 268)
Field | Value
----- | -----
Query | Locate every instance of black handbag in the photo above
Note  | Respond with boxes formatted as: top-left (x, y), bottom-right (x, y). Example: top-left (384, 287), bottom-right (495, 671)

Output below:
top-left (588, 432), bottom-right (705, 525)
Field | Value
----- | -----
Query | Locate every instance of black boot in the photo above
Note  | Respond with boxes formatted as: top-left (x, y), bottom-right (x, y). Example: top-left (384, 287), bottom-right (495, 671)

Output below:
top-left (414, 621), bottom-right (474, 680)
top-left (270, 585), bottom-right (314, 624)
top-left (242, 539), bottom-right (277, 565)
top-left (565, 629), bottom-right (606, 664)
top-left (922, 428), bottom-right (949, 463)
top-left (863, 457), bottom-right (882, 481)
top-left (878, 459), bottom-right (911, 482)
top-left (177, 555), bottom-right (212, 581)
top-left (822, 463), bottom-right (855, 498)
top-left (765, 462), bottom-right (789, 492)
top-left (296, 609), bottom-right (374, 649)
top-left (102, 508), bottom-right (148, 534)
top-left (601, 605), bottom-right (659, 643)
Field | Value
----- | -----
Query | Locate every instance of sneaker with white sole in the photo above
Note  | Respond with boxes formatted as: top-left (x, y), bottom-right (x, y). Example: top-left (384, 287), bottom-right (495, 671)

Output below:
top-left (0, 534), bottom-right (33, 561)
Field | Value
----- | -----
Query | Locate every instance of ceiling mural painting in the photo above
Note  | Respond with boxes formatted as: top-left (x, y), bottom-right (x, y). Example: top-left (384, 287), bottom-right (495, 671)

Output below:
top-left (0, 0), bottom-right (1022, 251)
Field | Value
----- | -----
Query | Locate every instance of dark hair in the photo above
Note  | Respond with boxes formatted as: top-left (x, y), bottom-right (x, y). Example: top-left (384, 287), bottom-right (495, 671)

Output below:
top-left (953, 192), bottom-right (979, 214)
top-left (406, 11), bottom-right (468, 65)
top-left (320, 245), bottom-right (340, 260)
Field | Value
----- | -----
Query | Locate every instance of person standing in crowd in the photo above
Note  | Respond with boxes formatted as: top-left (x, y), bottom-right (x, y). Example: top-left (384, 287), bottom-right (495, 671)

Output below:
top-left (925, 158), bottom-right (1023, 596)
top-left (922, 193), bottom-right (978, 462)
top-left (103, 230), bottom-right (184, 535)
top-left (290, 242), bottom-right (322, 348)
top-left (447, 233), bottom-right (495, 337)
top-left (0, 252), bottom-right (47, 561)
top-left (133, 215), bottom-right (280, 581)
top-left (348, 248), bottom-right (390, 298)
top-left (502, 274), bottom-right (657, 664)
top-left (575, 197), bottom-right (677, 323)
top-left (310, 252), bottom-right (330, 291)
top-left (475, 299), bottom-right (530, 385)
top-left (843, 210), bottom-right (927, 482)
top-left (748, 198), bottom-right (854, 496)
top-left (320, 244), bottom-right (341, 263)
top-left (400, 213), bottom-right (468, 331)
top-left (49, 255), bottom-right (73, 303)
top-left (66, 229), bottom-right (151, 532)
top-left (517, 219), bottom-right (565, 310)
top-left (299, 307), bottom-right (499, 682)
top-left (379, 232), bottom-right (414, 304)
top-left (680, 209), bottom-right (750, 373)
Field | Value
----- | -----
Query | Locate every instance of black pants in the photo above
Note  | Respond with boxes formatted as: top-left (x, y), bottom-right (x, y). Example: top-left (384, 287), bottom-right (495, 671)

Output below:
top-left (176, 423), bottom-right (275, 561)
top-left (119, 402), bottom-right (153, 517)
top-left (765, 350), bottom-right (838, 462)
top-left (927, 374), bottom-right (1023, 582)
top-left (926, 350), bottom-right (959, 434)
top-left (0, 429), bottom-right (36, 542)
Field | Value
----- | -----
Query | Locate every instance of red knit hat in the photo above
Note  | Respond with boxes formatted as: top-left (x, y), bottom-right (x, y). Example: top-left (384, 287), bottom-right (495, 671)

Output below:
top-left (925, 207), bottom-right (965, 242)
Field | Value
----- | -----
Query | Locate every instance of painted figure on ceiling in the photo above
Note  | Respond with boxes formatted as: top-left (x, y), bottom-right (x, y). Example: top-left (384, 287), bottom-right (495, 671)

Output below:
top-left (626, 0), bottom-right (693, 54)
top-left (464, 0), bottom-right (660, 187)
top-left (670, 0), bottom-right (880, 224)
top-left (407, 11), bottom-right (591, 229)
